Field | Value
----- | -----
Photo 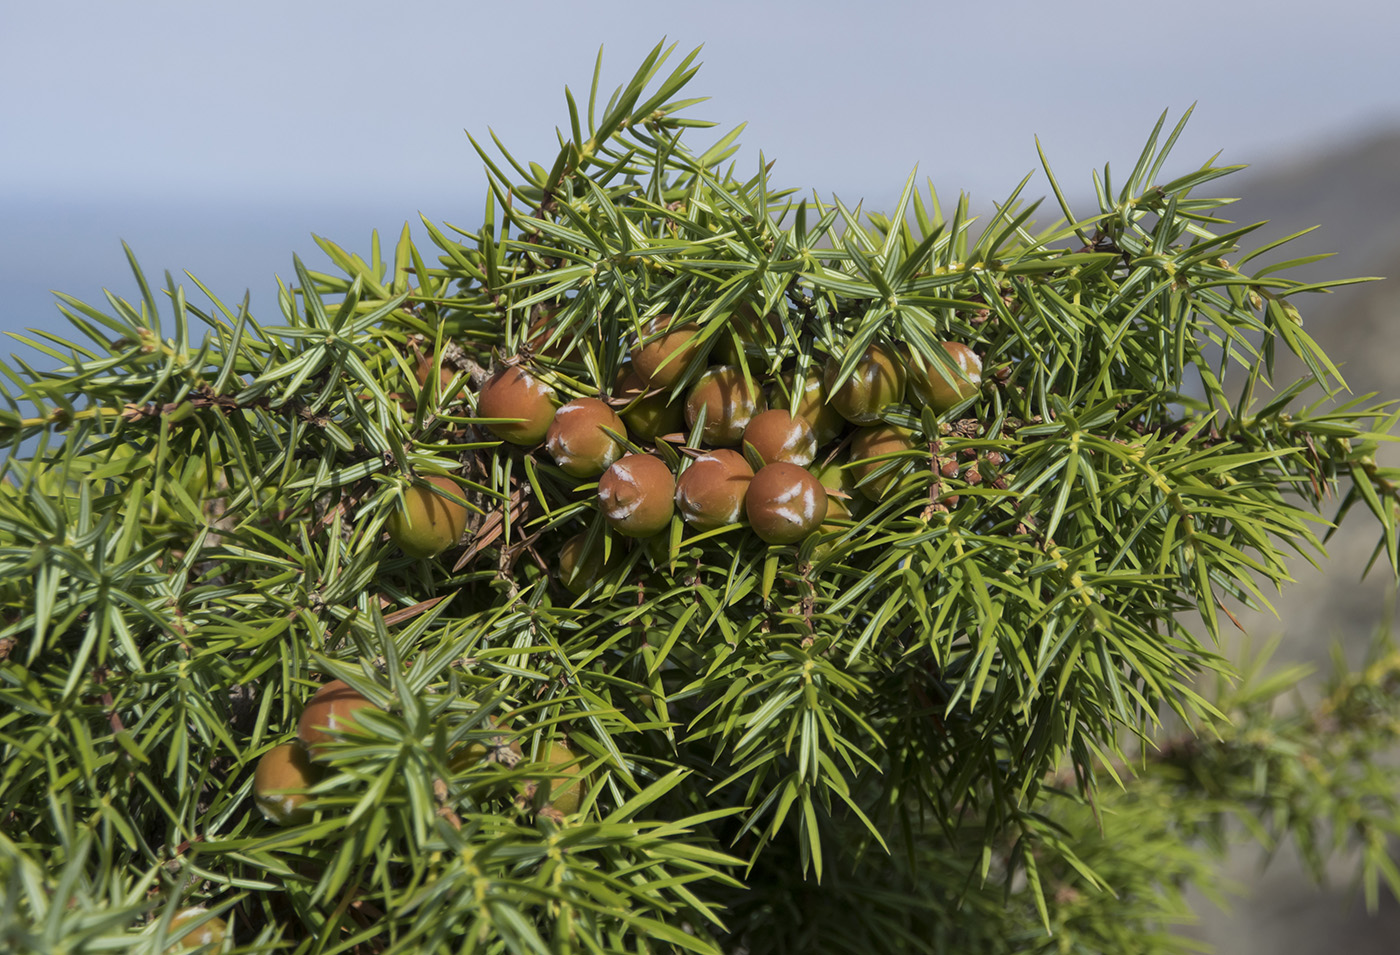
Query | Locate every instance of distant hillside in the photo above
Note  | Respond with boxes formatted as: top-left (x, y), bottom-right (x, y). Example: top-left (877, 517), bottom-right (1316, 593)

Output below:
top-left (1226, 127), bottom-right (1400, 279)
top-left (1219, 128), bottom-right (1400, 395)
top-left (1183, 126), bottom-right (1400, 955)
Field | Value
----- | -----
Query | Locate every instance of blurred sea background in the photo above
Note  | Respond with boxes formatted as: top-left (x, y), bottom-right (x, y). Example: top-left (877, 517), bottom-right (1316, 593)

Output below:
top-left (4, 1), bottom-right (1400, 950)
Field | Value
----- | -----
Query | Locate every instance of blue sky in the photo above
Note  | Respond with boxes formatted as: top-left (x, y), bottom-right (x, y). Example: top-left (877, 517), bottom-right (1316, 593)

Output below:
top-left (8, 0), bottom-right (1400, 204)
top-left (3, 0), bottom-right (1399, 347)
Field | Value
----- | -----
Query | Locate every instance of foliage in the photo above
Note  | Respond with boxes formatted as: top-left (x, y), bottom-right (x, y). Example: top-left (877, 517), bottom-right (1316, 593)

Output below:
top-left (2, 41), bottom-right (1400, 954)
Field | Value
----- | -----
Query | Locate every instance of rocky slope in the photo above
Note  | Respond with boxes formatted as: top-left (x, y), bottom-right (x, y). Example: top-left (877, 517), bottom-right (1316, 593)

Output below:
top-left (1183, 127), bottom-right (1400, 952)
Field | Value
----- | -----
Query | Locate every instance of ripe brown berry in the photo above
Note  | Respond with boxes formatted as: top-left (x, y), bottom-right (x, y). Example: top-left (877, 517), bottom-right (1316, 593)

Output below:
top-left (477, 365), bottom-right (558, 446)
top-left (630, 315), bottom-right (703, 388)
top-left (546, 398), bottom-right (628, 478)
top-left (909, 342), bottom-right (982, 413)
top-left (850, 426), bottom-right (919, 501)
top-left (783, 369), bottom-right (845, 447)
top-left (685, 365), bottom-right (767, 447)
top-left (413, 353), bottom-right (457, 397)
top-left (253, 741), bottom-right (318, 826)
top-left (526, 307), bottom-right (576, 360)
top-left (297, 679), bottom-right (378, 761)
top-left (823, 342), bottom-right (907, 425)
top-left (745, 462), bottom-right (829, 544)
top-left (387, 474), bottom-right (469, 559)
top-left (675, 449), bottom-right (754, 530)
top-left (597, 454), bottom-right (676, 538)
top-left (742, 409), bottom-right (817, 467)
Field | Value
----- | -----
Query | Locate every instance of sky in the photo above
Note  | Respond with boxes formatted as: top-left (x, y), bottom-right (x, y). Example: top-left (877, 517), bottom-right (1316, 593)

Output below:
top-left (3, 0), bottom-right (1399, 351)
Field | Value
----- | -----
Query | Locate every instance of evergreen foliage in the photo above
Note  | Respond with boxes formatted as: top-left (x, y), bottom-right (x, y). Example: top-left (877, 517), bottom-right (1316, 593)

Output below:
top-left (3, 41), bottom-right (1400, 954)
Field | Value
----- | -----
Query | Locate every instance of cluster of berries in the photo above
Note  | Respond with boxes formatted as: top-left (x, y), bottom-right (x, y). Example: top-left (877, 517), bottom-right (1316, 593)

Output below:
top-left (253, 679), bottom-right (585, 829)
top-left (387, 309), bottom-right (984, 586)
top-left (251, 679), bottom-right (375, 826)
